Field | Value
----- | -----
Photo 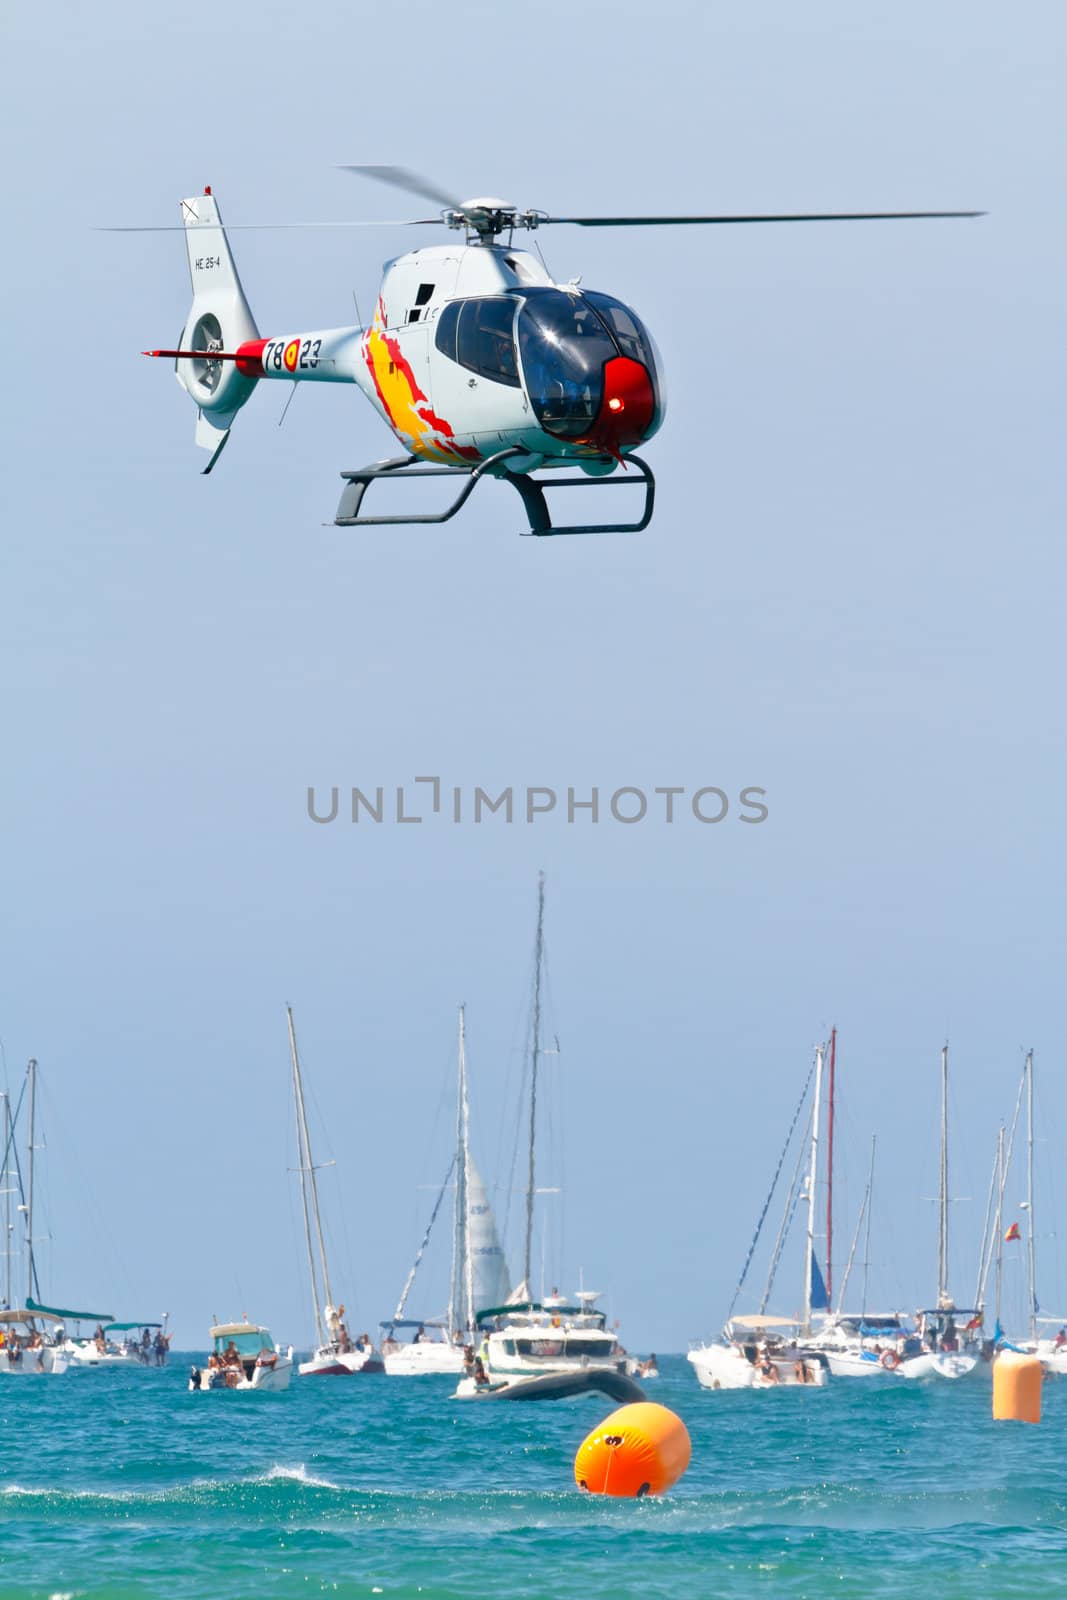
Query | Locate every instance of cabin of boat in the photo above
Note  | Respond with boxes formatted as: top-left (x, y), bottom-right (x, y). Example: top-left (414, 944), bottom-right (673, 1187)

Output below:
top-left (475, 1296), bottom-right (623, 1377)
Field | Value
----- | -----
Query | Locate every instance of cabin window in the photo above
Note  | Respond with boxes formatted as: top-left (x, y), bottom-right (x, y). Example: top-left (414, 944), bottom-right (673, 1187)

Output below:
top-left (434, 298), bottom-right (520, 386)
top-left (434, 300), bottom-right (461, 362)
top-left (415, 283), bottom-right (435, 306)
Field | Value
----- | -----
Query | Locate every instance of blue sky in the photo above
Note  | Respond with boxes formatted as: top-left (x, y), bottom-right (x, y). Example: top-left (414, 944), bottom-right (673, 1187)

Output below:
top-left (0, 1), bottom-right (1064, 1348)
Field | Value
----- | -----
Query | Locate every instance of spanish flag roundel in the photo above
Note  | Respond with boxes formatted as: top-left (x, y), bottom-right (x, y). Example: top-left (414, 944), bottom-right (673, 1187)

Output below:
top-left (284, 339), bottom-right (300, 373)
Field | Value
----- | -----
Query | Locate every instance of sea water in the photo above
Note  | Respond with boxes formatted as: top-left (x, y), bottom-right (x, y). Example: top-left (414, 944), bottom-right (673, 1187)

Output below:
top-left (1, 1355), bottom-right (1064, 1598)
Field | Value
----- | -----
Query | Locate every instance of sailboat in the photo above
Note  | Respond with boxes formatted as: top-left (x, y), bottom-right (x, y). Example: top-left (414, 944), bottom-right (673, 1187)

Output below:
top-left (462, 876), bottom-right (632, 1398)
top-left (898, 1045), bottom-right (983, 1380)
top-left (688, 1040), bottom-right (831, 1390)
top-left (287, 1007), bottom-right (383, 1376)
top-left (381, 1005), bottom-right (512, 1375)
top-left (984, 1052), bottom-right (1064, 1371)
top-left (1, 1060), bottom-right (110, 1378)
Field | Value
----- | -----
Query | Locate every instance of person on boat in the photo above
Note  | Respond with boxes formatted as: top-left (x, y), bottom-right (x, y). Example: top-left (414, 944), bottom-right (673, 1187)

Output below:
top-left (153, 1329), bottom-right (170, 1366)
top-left (223, 1340), bottom-right (242, 1366)
top-left (472, 1356), bottom-right (490, 1387)
top-left (757, 1349), bottom-right (779, 1383)
top-left (462, 1345), bottom-right (476, 1376)
top-left (1054, 1328), bottom-right (1067, 1349)
top-left (794, 1359), bottom-right (815, 1384)
top-left (94, 1324), bottom-right (107, 1355)
top-left (413, 1324), bottom-right (426, 1343)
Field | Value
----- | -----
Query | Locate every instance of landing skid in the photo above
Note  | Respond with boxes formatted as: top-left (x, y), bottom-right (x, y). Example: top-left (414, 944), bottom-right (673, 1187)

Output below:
top-left (334, 447), bottom-right (654, 537)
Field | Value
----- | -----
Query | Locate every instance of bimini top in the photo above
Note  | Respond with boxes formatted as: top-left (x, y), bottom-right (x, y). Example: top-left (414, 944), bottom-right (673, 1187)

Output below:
top-left (26, 1296), bottom-right (114, 1322)
top-left (0, 1307), bottom-right (65, 1324)
top-left (378, 1319), bottom-right (449, 1331)
top-left (729, 1314), bottom-right (803, 1330)
top-left (209, 1321), bottom-right (269, 1339)
top-left (105, 1322), bottom-right (163, 1333)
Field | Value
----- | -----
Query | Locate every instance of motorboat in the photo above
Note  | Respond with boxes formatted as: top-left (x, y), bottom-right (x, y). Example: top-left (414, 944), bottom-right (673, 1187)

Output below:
top-left (472, 1291), bottom-right (627, 1384)
top-left (189, 1321), bottom-right (293, 1391)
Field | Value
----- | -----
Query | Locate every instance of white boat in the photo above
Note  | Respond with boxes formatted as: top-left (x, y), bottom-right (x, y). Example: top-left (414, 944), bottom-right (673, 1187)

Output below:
top-left (190, 1321), bottom-right (294, 1391)
top-left (474, 1290), bottom-right (627, 1383)
top-left (894, 1048), bottom-right (985, 1381)
top-left (381, 1320), bottom-right (466, 1375)
top-left (1, 1061), bottom-right (111, 1377)
top-left (287, 1007), bottom-right (383, 1376)
top-left (382, 1007), bottom-right (506, 1378)
top-left (459, 877), bottom-right (638, 1395)
top-left (689, 1316), bottom-right (827, 1389)
top-left (0, 1309), bottom-right (71, 1376)
top-left (689, 1040), bottom-right (837, 1393)
top-left (65, 1317), bottom-right (171, 1368)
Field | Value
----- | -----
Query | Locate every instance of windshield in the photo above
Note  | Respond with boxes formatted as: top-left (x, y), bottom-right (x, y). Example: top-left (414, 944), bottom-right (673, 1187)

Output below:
top-left (516, 290), bottom-right (619, 439)
top-left (214, 1330), bottom-right (271, 1356)
top-left (516, 289), bottom-right (661, 444)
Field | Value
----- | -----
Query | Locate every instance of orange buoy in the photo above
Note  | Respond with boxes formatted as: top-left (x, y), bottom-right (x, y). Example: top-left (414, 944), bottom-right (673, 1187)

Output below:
top-left (574, 1402), bottom-right (691, 1497)
top-left (993, 1350), bottom-right (1042, 1424)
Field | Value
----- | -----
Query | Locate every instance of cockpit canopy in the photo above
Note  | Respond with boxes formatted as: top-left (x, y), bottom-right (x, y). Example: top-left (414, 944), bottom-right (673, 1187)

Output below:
top-left (433, 288), bottom-right (663, 446)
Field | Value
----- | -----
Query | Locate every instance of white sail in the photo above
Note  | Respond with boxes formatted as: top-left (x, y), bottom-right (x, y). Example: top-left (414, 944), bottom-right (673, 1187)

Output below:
top-left (467, 1158), bottom-right (512, 1315)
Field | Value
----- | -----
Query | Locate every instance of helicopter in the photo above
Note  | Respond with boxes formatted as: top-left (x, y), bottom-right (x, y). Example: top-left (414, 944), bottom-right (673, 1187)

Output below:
top-left (130, 167), bottom-right (980, 536)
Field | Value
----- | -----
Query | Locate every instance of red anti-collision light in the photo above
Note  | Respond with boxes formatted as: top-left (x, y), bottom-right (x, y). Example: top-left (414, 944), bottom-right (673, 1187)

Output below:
top-left (593, 356), bottom-right (656, 449)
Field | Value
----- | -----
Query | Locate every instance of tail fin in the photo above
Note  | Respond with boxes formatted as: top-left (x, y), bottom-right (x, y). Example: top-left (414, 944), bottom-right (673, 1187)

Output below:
top-left (175, 188), bottom-right (260, 470)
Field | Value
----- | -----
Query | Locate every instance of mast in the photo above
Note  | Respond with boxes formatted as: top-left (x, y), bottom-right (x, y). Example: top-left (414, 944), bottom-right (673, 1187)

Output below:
top-left (993, 1125), bottom-right (1005, 1327)
top-left (287, 1007), bottom-right (333, 1347)
top-left (803, 1043), bottom-right (824, 1334)
top-left (523, 870), bottom-right (545, 1294)
top-left (825, 1026), bottom-right (836, 1306)
top-left (25, 1059), bottom-right (36, 1306)
top-left (459, 1007), bottom-right (474, 1333)
top-left (447, 1011), bottom-right (463, 1339)
top-left (937, 1044), bottom-right (949, 1306)
top-left (1025, 1049), bottom-right (1037, 1343)
top-left (1, 1092), bottom-right (10, 1309)
top-left (861, 1135), bottom-right (875, 1320)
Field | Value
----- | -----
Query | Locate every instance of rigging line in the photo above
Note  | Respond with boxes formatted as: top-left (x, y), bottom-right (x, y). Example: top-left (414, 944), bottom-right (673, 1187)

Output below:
top-left (396, 1153), bottom-right (456, 1323)
top-left (725, 1055), bottom-right (815, 1322)
top-left (760, 1101), bottom-right (814, 1315)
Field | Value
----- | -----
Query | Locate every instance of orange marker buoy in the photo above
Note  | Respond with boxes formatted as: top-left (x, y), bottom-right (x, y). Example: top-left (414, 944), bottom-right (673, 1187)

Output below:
top-left (992, 1350), bottom-right (1042, 1424)
top-left (574, 1402), bottom-right (691, 1497)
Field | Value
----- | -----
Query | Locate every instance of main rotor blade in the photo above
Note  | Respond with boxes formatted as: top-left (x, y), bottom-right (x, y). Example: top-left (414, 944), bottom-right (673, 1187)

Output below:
top-left (339, 164), bottom-right (463, 213)
top-left (546, 211), bottom-right (984, 227)
top-left (99, 219), bottom-right (442, 232)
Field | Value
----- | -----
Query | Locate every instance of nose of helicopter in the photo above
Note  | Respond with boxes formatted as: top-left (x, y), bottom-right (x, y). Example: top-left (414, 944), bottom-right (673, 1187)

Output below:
top-left (593, 356), bottom-right (658, 453)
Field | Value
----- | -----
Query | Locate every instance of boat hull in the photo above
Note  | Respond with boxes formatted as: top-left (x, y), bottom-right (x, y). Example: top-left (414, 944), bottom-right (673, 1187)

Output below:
top-left (299, 1347), bottom-right (384, 1376)
top-left (383, 1344), bottom-right (465, 1376)
top-left (688, 1343), bottom-right (827, 1390)
top-left (455, 1368), bottom-right (646, 1403)
top-left (0, 1345), bottom-right (69, 1377)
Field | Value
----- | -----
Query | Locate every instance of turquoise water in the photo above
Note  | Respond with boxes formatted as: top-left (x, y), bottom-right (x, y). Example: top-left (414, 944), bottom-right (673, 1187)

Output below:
top-left (2, 1356), bottom-right (1065, 1598)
